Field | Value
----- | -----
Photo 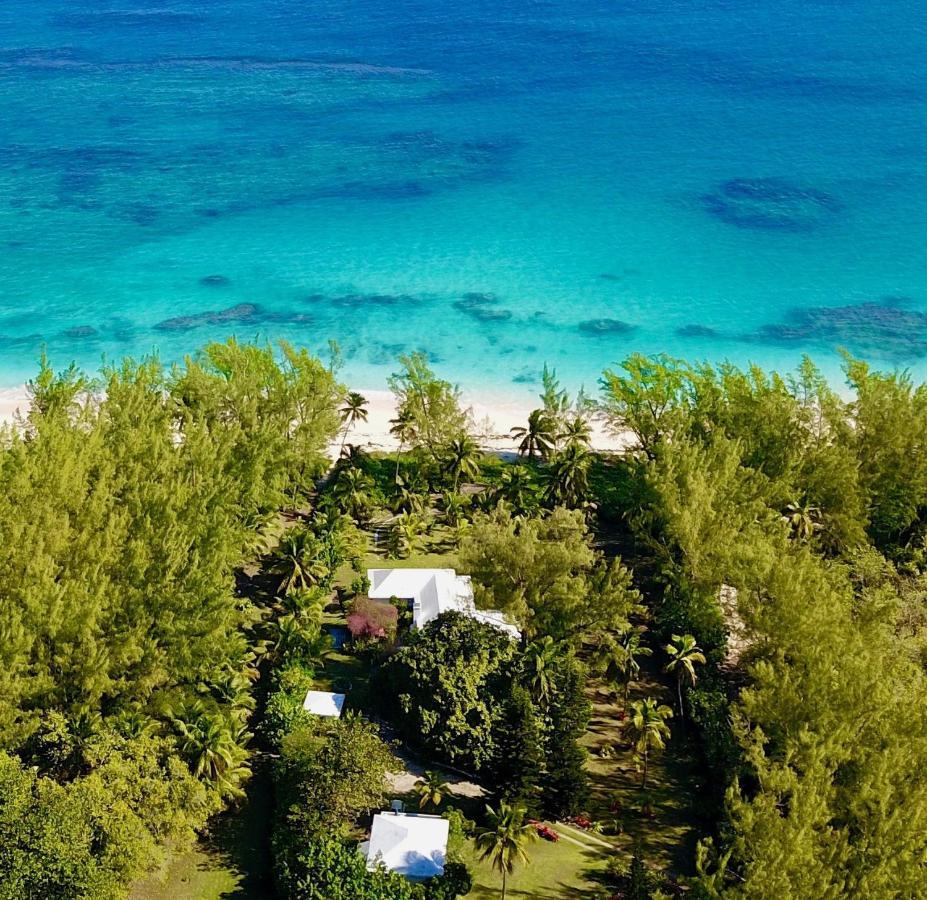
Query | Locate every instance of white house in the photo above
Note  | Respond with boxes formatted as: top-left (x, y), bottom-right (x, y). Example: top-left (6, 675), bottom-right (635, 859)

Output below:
top-left (367, 568), bottom-right (520, 639)
top-left (359, 811), bottom-right (449, 879)
top-left (302, 690), bottom-right (345, 717)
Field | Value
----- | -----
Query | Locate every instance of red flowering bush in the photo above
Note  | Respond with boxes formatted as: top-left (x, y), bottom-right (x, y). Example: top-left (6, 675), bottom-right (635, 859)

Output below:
top-left (534, 823), bottom-right (560, 842)
top-left (347, 597), bottom-right (398, 643)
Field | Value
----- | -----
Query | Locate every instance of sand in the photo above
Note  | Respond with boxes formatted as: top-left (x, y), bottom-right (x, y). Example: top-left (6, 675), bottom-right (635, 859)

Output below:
top-left (0, 383), bottom-right (628, 454)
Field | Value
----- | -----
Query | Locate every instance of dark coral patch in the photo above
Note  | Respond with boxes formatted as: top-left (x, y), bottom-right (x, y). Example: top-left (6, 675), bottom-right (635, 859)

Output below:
top-left (63, 325), bottom-right (98, 339)
top-left (702, 177), bottom-right (840, 231)
top-left (453, 292), bottom-right (513, 323)
top-left (199, 274), bottom-right (231, 287)
top-left (748, 300), bottom-right (927, 359)
top-left (677, 324), bottom-right (718, 338)
top-left (578, 318), bottom-right (636, 335)
top-left (155, 303), bottom-right (262, 332)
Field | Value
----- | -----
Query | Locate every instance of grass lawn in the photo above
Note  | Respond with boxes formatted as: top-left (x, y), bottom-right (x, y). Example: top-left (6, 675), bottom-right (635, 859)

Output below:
top-left (581, 661), bottom-right (701, 874)
top-left (460, 825), bottom-right (613, 899)
top-left (130, 762), bottom-right (274, 900)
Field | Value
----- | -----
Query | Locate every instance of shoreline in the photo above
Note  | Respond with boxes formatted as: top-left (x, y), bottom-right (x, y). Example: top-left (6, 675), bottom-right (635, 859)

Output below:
top-left (0, 383), bottom-right (627, 453)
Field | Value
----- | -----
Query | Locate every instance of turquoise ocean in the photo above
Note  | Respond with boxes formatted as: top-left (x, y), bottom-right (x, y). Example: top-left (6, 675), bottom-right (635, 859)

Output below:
top-left (1, 0), bottom-right (926, 396)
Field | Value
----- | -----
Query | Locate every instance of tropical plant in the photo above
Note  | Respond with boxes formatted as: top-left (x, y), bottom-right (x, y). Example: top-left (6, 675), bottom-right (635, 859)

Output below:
top-left (521, 637), bottom-right (561, 704)
top-left (592, 629), bottom-right (653, 710)
top-left (474, 802), bottom-right (537, 900)
top-left (339, 391), bottom-right (369, 454)
top-left (511, 409), bottom-right (557, 460)
top-left (493, 465), bottom-right (540, 515)
top-left (415, 770), bottom-right (451, 811)
top-left (626, 698), bottom-right (673, 789)
top-left (543, 443), bottom-right (591, 508)
top-left (331, 467), bottom-right (375, 524)
top-left (388, 511), bottom-right (426, 559)
top-left (781, 499), bottom-right (822, 542)
top-left (442, 434), bottom-right (482, 492)
top-left (559, 414), bottom-right (592, 450)
top-left (663, 633), bottom-right (705, 724)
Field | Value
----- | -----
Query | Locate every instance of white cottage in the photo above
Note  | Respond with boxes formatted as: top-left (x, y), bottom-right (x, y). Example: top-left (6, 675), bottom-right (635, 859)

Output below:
top-left (366, 568), bottom-right (520, 639)
top-left (360, 811), bottom-right (449, 879)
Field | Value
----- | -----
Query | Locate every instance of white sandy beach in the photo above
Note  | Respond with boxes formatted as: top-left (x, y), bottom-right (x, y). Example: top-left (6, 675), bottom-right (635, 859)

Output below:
top-left (0, 383), bottom-right (627, 454)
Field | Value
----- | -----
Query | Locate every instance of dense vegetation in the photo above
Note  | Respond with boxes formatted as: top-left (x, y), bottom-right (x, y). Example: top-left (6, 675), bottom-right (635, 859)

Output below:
top-left (2, 342), bottom-right (927, 897)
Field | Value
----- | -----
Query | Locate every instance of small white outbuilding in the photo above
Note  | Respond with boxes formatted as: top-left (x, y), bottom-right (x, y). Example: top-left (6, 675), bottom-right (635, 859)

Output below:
top-left (359, 811), bottom-right (449, 879)
top-left (302, 689), bottom-right (345, 717)
top-left (366, 567), bottom-right (520, 639)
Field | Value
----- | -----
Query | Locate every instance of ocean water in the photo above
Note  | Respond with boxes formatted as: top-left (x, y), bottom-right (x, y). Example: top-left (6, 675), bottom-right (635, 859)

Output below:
top-left (1, 0), bottom-right (926, 397)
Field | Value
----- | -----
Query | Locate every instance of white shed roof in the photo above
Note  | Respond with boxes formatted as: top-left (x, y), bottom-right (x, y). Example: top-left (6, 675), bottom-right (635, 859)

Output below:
top-left (302, 690), bottom-right (345, 717)
top-left (363, 812), bottom-right (449, 879)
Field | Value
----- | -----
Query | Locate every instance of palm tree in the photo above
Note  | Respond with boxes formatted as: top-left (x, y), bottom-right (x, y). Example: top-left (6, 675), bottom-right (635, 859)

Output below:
top-left (415, 770), bottom-right (450, 811)
top-left (339, 391), bottom-right (369, 454)
top-left (389, 409), bottom-right (417, 481)
top-left (543, 443), bottom-right (590, 508)
top-left (627, 698), bottom-right (673, 789)
top-left (559, 414), bottom-right (592, 450)
top-left (331, 467), bottom-right (374, 524)
top-left (442, 491), bottom-right (469, 529)
top-left (494, 465), bottom-right (539, 515)
top-left (442, 434), bottom-right (482, 492)
top-left (618, 630), bottom-right (653, 710)
top-left (510, 409), bottom-right (556, 459)
top-left (522, 636), bottom-right (561, 704)
top-left (663, 633), bottom-right (705, 725)
top-left (273, 530), bottom-right (326, 595)
top-left (781, 499), bottom-right (822, 542)
top-left (389, 511), bottom-right (425, 558)
top-left (169, 701), bottom-right (252, 799)
top-left (475, 802), bottom-right (537, 900)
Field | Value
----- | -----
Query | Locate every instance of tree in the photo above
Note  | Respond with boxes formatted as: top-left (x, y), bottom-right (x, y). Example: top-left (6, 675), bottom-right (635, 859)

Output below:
top-left (510, 410), bottom-right (556, 460)
top-left (339, 392), bottom-right (369, 455)
top-left (492, 683), bottom-right (544, 813)
top-left (388, 353), bottom-right (472, 461)
top-left (389, 408), bottom-right (417, 482)
top-left (415, 770), bottom-right (451, 812)
top-left (474, 802), bottom-right (537, 900)
top-left (441, 434), bottom-right (482, 492)
top-left (493, 465), bottom-right (541, 515)
top-left (276, 714), bottom-right (398, 837)
top-left (593, 628), bottom-right (652, 710)
top-left (460, 506), bottom-right (638, 641)
top-left (781, 499), bottom-right (822, 542)
top-left (331, 467), bottom-right (375, 524)
top-left (627, 698), bottom-right (672, 788)
top-left (663, 634), bottom-right (705, 725)
top-left (559, 414), bottom-right (592, 450)
top-left (347, 598), bottom-right (399, 645)
top-left (542, 443), bottom-right (591, 508)
top-left (521, 637), bottom-right (561, 704)
top-left (379, 613), bottom-right (517, 771)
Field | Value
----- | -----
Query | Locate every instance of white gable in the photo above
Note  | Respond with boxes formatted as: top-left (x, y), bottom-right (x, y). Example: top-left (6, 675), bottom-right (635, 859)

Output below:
top-left (367, 568), bottom-right (520, 639)
top-left (364, 812), bottom-right (449, 879)
top-left (302, 690), bottom-right (345, 717)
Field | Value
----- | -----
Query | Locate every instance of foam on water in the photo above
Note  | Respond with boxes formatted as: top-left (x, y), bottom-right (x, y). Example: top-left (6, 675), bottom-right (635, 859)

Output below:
top-left (1, 0), bottom-right (926, 394)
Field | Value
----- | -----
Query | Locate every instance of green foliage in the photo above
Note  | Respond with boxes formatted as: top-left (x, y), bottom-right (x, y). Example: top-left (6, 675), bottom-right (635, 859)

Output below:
top-left (461, 505), bottom-right (639, 641)
top-left (275, 714), bottom-right (399, 838)
top-left (474, 802), bottom-right (537, 900)
top-left (493, 683), bottom-right (545, 814)
top-left (388, 353), bottom-right (472, 461)
top-left (380, 612), bottom-right (517, 772)
top-left (273, 833), bottom-right (424, 900)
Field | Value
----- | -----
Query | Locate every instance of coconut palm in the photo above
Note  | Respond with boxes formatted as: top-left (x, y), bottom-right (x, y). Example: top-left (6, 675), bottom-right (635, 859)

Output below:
top-left (494, 465), bottom-right (540, 515)
top-left (618, 630), bottom-right (653, 710)
top-left (627, 698), bottom-right (673, 789)
top-left (415, 770), bottom-right (451, 811)
top-left (389, 511), bottom-right (425, 558)
top-left (273, 530), bottom-right (327, 595)
top-left (339, 391), bottom-right (369, 454)
top-left (389, 409), bottom-right (417, 481)
top-left (543, 442), bottom-right (591, 508)
top-left (663, 633), bottom-right (705, 725)
top-left (441, 434), bottom-right (482, 492)
top-left (781, 499), bottom-right (822, 542)
top-left (169, 701), bottom-right (252, 799)
top-left (475, 802), bottom-right (537, 900)
top-left (331, 467), bottom-right (374, 524)
top-left (522, 636), bottom-right (561, 704)
top-left (510, 409), bottom-right (556, 459)
top-left (559, 414), bottom-right (592, 450)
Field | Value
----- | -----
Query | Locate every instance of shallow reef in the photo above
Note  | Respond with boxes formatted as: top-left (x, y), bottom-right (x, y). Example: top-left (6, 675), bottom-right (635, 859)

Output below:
top-left (677, 324), bottom-right (718, 338)
top-left (578, 318), bottom-right (636, 335)
top-left (748, 298), bottom-right (927, 359)
top-left (702, 177), bottom-right (840, 231)
top-left (453, 292), bottom-right (513, 322)
top-left (199, 274), bottom-right (231, 288)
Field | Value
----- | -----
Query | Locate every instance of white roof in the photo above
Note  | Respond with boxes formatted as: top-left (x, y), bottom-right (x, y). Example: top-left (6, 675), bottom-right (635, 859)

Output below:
top-left (302, 690), bottom-right (345, 717)
top-left (364, 812), bottom-right (449, 879)
top-left (367, 568), bottom-right (520, 639)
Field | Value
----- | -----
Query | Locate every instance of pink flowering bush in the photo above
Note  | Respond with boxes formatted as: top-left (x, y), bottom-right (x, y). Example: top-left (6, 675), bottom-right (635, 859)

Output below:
top-left (347, 597), bottom-right (398, 644)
